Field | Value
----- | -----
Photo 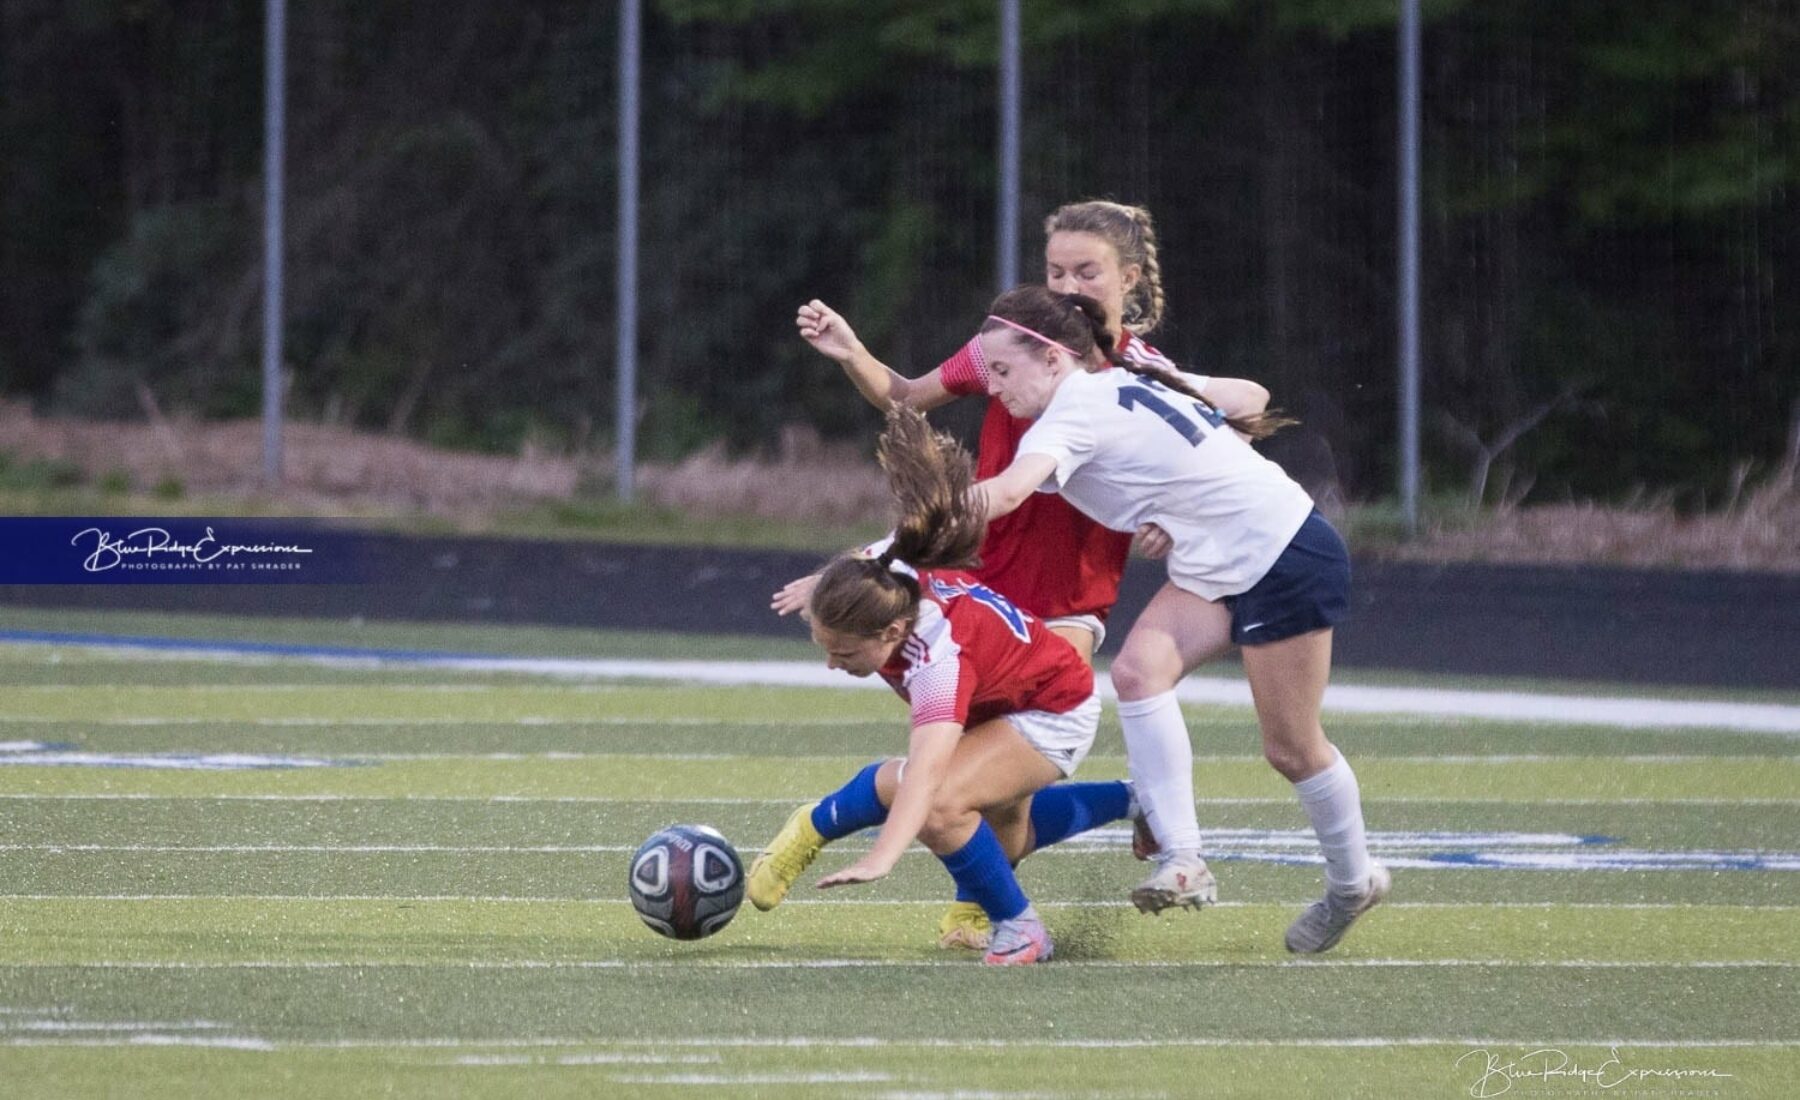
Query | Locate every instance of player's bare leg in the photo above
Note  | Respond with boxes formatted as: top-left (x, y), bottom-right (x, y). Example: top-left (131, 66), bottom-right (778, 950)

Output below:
top-left (1241, 627), bottom-right (1386, 952)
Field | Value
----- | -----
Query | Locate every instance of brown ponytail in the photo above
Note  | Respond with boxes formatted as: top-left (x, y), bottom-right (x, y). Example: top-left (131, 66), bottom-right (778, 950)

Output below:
top-left (808, 405), bottom-right (986, 637)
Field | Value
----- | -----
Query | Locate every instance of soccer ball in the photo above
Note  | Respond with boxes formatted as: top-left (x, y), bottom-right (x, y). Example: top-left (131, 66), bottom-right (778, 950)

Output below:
top-left (627, 824), bottom-right (745, 940)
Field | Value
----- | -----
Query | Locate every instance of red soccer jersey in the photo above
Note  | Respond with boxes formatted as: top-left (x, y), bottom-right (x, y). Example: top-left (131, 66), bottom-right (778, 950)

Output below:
top-left (938, 330), bottom-right (1177, 619)
top-left (877, 569), bottom-right (1095, 730)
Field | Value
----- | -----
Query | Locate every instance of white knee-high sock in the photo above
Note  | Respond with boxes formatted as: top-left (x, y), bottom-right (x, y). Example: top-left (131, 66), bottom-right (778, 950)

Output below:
top-left (1292, 750), bottom-right (1373, 892)
top-left (1115, 691), bottom-right (1201, 855)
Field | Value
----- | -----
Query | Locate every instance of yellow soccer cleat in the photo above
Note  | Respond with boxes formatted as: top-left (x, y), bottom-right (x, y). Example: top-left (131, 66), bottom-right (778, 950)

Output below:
top-left (747, 802), bottom-right (826, 911)
top-left (936, 901), bottom-right (992, 951)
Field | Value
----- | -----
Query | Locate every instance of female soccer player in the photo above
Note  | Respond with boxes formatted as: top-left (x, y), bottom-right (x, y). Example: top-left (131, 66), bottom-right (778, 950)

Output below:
top-left (965, 286), bottom-right (1388, 954)
top-left (747, 405), bottom-right (1136, 966)
top-left (793, 200), bottom-right (1197, 666)
top-left (790, 202), bottom-right (1267, 949)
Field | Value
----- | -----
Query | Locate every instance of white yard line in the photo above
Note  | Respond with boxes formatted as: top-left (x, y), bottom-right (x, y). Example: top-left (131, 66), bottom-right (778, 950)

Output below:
top-left (0, 792), bottom-right (1792, 806)
top-left (0, 958), bottom-right (1791, 971)
top-left (0, 895), bottom-right (1790, 911)
top-left (5, 635), bottom-right (1798, 733)
top-left (2, 1035), bottom-right (1788, 1051)
top-left (0, 895), bottom-right (1789, 911)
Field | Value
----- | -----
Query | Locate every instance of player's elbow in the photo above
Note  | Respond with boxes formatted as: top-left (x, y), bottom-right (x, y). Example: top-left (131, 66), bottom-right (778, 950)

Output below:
top-left (980, 480), bottom-right (1027, 521)
top-left (1209, 377), bottom-right (1270, 417)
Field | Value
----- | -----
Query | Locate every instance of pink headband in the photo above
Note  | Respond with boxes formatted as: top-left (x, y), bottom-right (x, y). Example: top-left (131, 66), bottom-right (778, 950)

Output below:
top-left (985, 315), bottom-right (1078, 359)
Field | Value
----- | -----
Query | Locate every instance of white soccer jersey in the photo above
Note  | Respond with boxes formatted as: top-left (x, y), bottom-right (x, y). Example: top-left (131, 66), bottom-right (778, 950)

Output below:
top-left (1015, 367), bottom-right (1315, 600)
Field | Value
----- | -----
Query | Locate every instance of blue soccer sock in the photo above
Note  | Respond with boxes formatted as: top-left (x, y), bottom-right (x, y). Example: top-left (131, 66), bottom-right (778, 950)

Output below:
top-left (1026, 781), bottom-right (1133, 853)
top-left (809, 761), bottom-right (888, 841)
top-left (940, 820), bottom-right (1029, 923)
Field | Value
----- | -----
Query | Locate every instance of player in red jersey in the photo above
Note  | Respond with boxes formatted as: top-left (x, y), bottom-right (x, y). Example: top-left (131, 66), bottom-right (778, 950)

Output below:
top-left (792, 200), bottom-right (1195, 664)
top-left (784, 202), bottom-right (1268, 947)
top-left (746, 407), bottom-right (1138, 966)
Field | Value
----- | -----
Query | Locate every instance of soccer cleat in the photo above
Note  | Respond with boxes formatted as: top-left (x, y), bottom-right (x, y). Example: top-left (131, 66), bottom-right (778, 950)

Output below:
top-left (982, 911), bottom-right (1053, 966)
top-left (746, 802), bottom-right (826, 912)
top-left (936, 901), bottom-right (992, 951)
top-left (1129, 851), bottom-right (1218, 914)
top-left (1284, 862), bottom-right (1392, 954)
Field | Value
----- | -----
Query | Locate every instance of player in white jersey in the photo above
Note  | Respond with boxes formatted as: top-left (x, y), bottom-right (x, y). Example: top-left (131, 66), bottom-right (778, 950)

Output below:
top-left (965, 285), bottom-right (1390, 954)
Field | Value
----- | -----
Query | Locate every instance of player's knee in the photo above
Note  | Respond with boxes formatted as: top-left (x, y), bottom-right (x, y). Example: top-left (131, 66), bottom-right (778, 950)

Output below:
top-left (1262, 738), bottom-right (1317, 782)
top-left (919, 802), bottom-right (979, 850)
top-left (1110, 650), bottom-right (1175, 701)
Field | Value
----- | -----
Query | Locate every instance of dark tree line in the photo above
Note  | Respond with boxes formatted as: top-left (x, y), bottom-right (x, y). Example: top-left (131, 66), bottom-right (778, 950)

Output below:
top-left (1, 0), bottom-right (1794, 504)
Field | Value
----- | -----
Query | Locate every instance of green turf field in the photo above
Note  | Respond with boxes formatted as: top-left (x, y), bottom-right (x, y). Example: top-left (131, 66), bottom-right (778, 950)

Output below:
top-left (0, 626), bottom-right (1795, 1098)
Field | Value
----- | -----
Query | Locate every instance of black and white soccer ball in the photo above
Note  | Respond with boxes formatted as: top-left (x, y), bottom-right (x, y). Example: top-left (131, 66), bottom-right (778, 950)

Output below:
top-left (627, 824), bottom-right (746, 941)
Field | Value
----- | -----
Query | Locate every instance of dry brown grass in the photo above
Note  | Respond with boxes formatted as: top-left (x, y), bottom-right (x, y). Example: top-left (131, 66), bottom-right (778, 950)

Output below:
top-left (0, 401), bottom-right (888, 524)
top-left (3, 400), bottom-right (1793, 570)
top-left (1381, 463), bottom-right (1800, 572)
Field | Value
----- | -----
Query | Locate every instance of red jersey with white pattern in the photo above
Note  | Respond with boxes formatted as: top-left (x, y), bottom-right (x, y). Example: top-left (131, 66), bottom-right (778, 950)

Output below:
top-left (877, 569), bottom-right (1095, 730)
top-left (938, 331), bottom-right (1177, 620)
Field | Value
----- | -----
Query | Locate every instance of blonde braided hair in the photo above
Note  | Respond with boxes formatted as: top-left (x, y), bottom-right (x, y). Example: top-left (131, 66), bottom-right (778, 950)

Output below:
top-left (1043, 199), bottom-right (1165, 336)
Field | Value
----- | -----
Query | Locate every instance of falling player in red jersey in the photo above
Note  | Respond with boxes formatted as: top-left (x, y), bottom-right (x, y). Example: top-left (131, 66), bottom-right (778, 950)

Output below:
top-left (745, 406), bottom-right (1138, 966)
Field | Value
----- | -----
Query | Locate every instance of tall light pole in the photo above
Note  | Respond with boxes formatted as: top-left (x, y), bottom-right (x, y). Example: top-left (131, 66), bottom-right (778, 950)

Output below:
top-left (615, 0), bottom-right (642, 503)
top-left (261, 0), bottom-right (287, 486)
top-left (1397, 0), bottom-right (1422, 537)
top-left (996, 0), bottom-right (1021, 292)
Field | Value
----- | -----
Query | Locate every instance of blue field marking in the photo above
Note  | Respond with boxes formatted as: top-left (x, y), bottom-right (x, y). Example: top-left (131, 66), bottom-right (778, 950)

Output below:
top-left (0, 629), bottom-right (491, 665)
top-left (0, 737), bottom-right (352, 771)
top-left (1067, 827), bottom-right (1800, 873)
top-left (0, 748), bottom-right (352, 770)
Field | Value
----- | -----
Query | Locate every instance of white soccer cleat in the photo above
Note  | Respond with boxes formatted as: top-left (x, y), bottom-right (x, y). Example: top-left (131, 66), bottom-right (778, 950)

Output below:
top-left (1285, 862), bottom-right (1391, 954)
top-left (983, 911), bottom-right (1053, 966)
top-left (1129, 851), bottom-right (1218, 914)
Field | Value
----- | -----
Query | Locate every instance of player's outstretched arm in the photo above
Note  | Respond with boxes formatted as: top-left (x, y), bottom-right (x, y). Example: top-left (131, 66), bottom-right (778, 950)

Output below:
top-left (816, 720), bottom-right (960, 888)
top-left (796, 299), bottom-right (956, 411)
top-left (972, 453), bottom-right (1059, 524)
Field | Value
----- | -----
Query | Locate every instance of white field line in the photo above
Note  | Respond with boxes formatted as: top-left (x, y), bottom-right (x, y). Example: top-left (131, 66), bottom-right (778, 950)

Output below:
top-left (3, 1036), bottom-right (1785, 1051)
top-left (452, 1052), bottom-right (721, 1066)
top-left (0, 717), bottom-right (891, 727)
top-left (3, 896), bottom-right (1785, 910)
top-left (7, 749), bottom-right (1789, 765)
top-left (0, 792), bottom-right (1792, 806)
top-left (0, 958), bottom-right (1792, 971)
top-left (0, 1019), bottom-right (228, 1032)
top-left (11, 638), bottom-right (1800, 733)
top-left (0, 895), bottom-right (1790, 912)
top-left (3, 1035), bottom-right (1790, 1051)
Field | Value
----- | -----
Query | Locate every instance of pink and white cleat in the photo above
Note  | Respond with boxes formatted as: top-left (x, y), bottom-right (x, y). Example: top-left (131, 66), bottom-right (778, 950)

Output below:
top-left (982, 910), bottom-right (1054, 966)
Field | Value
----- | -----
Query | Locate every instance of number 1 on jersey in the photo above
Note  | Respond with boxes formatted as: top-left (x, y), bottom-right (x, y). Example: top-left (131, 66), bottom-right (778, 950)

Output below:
top-left (1117, 385), bottom-right (1225, 447)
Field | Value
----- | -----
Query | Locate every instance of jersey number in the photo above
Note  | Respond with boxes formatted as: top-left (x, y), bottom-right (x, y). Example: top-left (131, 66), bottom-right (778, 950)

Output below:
top-left (961, 582), bottom-right (1032, 643)
top-left (1117, 383), bottom-right (1225, 447)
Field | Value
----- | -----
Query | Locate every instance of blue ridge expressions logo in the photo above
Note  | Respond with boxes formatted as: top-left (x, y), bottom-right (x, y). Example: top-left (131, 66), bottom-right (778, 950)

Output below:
top-left (71, 524), bottom-right (312, 574)
top-left (0, 517), bottom-right (363, 584)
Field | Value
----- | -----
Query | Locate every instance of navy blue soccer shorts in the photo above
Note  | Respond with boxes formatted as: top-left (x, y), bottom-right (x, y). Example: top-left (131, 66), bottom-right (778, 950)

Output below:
top-left (1222, 509), bottom-right (1351, 646)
